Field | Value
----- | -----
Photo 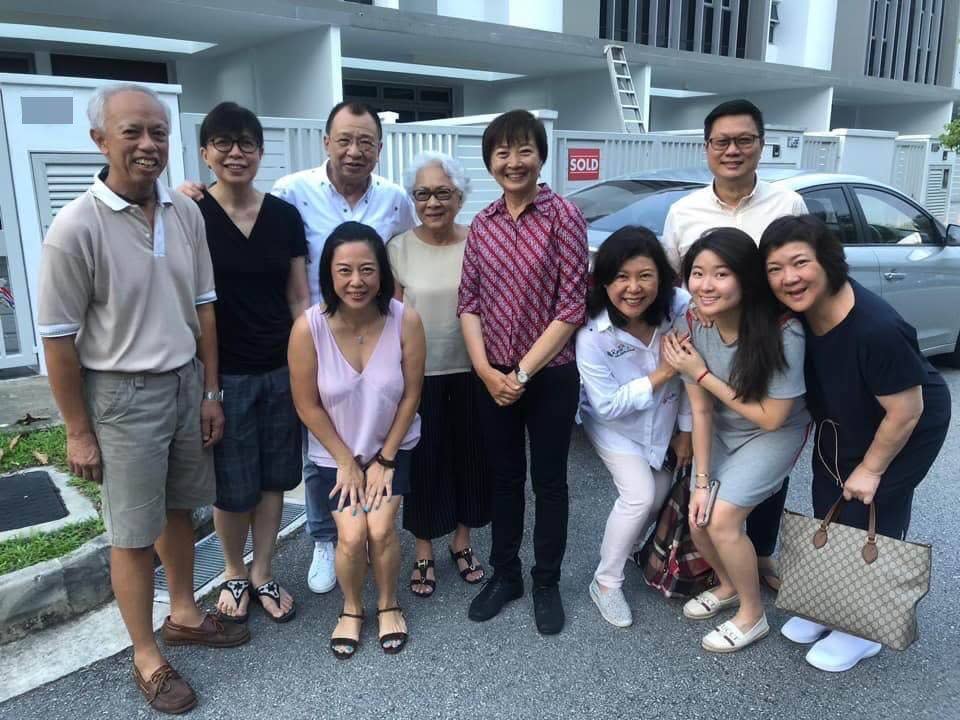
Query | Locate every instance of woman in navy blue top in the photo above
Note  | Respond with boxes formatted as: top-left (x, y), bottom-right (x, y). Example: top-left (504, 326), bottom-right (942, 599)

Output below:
top-left (760, 214), bottom-right (950, 673)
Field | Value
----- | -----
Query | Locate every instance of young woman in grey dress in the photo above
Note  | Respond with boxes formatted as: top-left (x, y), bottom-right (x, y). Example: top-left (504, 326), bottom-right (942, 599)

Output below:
top-left (662, 227), bottom-right (810, 654)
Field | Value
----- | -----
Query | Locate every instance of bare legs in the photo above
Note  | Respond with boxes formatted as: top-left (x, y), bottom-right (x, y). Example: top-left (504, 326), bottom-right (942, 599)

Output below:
top-left (118, 509), bottom-right (204, 678)
top-left (410, 523), bottom-right (482, 594)
top-left (688, 500), bottom-right (764, 631)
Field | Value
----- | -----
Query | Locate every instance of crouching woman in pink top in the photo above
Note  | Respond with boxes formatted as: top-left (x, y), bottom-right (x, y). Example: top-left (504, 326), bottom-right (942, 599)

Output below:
top-left (288, 221), bottom-right (426, 659)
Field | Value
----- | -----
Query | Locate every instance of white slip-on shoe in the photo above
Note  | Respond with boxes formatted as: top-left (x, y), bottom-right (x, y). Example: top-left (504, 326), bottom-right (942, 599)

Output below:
top-left (683, 589), bottom-right (740, 619)
top-left (308, 541), bottom-right (337, 594)
top-left (781, 616), bottom-right (830, 644)
top-left (805, 631), bottom-right (882, 672)
top-left (589, 579), bottom-right (633, 628)
top-left (702, 615), bottom-right (770, 653)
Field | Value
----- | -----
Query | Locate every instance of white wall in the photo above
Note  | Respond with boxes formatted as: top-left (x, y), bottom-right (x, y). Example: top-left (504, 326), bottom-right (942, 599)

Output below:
top-left (437, 0), bottom-right (562, 31)
top-left (463, 68), bottom-right (628, 132)
top-left (651, 86), bottom-right (834, 132)
top-left (176, 27), bottom-right (342, 119)
top-left (830, 101), bottom-right (954, 135)
top-left (766, 0), bottom-right (836, 70)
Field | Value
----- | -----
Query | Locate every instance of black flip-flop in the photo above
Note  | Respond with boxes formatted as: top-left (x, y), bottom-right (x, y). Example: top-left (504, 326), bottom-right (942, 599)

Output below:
top-left (215, 578), bottom-right (251, 624)
top-left (250, 579), bottom-right (296, 623)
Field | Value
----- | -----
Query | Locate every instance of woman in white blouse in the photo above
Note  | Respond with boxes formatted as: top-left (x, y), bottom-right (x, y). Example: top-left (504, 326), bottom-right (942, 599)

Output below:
top-left (576, 226), bottom-right (692, 628)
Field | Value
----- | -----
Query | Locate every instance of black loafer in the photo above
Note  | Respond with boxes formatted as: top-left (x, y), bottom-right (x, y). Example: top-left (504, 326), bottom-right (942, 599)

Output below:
top-left (468, 575), bottom-right (523, 622)
top-left (532, 584), bottom-right (565, 635)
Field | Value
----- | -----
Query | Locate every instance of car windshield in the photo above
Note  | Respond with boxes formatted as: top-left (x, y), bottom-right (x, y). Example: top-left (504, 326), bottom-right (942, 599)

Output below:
top-left (567, 180), bottom-right (704, 235)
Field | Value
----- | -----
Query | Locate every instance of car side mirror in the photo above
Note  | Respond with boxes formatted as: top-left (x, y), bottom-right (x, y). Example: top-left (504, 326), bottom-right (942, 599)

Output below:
top-left (947, 224), bottom-right (960, 246)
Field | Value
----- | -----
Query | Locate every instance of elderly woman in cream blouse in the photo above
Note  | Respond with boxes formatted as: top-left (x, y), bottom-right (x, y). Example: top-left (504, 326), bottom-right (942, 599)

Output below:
top-left (389, 152), bottom-right (491, 600)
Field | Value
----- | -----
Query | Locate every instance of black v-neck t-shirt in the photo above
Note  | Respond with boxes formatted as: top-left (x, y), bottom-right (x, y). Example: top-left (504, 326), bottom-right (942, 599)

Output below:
top-left (198, 191), bottom-right (308, 374)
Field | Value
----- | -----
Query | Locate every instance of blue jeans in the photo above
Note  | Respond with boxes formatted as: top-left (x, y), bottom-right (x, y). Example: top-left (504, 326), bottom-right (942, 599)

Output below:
top-left (302, 428), bottom-right (338, 543)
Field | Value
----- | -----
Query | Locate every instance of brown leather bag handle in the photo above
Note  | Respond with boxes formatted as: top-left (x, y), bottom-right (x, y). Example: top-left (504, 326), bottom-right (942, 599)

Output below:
top-left (813, 421), bottom-right (879, 564)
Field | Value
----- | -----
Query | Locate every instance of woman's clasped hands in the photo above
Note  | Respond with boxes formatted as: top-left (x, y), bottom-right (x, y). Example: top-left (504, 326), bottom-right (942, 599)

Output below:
top-left (661, 331), bottom-right (707, 380)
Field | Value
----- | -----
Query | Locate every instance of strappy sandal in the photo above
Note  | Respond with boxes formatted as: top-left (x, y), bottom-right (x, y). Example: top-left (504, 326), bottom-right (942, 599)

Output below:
top-left (330, 610), bottom-right (364, 660)
top-left (409, 559), bottom-right (436, 598)
top-left (215, 578), bottom-right (250, 624)
top-left (449, 546), bottom-right (485, 585)
top-left (376, 606), bottom-right (408, 655)
top-left (250, 579), bottom-right (296, 623)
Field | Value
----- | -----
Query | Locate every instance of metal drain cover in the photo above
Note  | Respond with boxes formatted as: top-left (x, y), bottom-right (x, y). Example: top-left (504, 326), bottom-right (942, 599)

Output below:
top-left (0, 470), bottom-right (68, 532)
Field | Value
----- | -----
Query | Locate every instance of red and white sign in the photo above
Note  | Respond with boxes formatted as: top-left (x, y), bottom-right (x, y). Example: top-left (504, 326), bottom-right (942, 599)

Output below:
top-left (567, 148), bottom-right (600, 181)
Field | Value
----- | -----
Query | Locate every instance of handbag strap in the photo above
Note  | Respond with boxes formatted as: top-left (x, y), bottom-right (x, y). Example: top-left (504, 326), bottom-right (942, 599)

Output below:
top-left (813, 421), bottom-right (879, 564)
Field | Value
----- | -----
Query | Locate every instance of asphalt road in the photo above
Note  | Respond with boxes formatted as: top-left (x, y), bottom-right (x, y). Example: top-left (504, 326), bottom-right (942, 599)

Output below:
top-left (4, 365), bottom-right (960, 720)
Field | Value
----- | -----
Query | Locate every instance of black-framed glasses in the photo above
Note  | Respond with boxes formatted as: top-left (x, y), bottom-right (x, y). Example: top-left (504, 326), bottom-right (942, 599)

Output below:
top-left (706, 134), bottom-right (761, 151)
top-left (412, 187), bottom-right (458, 202)
top-left (210, 136), bottom-right (260, 154)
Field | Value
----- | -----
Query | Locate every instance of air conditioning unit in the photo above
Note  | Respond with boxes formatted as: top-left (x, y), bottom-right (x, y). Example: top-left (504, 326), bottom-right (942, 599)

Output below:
top-left (892, 136), bottom-right (954, 224)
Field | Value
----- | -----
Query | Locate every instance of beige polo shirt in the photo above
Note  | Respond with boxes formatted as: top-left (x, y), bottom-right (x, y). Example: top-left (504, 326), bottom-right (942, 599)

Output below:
top-left (37, 171), bottom-right (217, 373)
top-left (661, 178), bottom-right (808, 273)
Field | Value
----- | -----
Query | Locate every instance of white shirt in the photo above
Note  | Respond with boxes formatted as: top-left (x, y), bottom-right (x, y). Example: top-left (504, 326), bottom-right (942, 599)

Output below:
top-left (576, 290), bottom-right (693, 469)
top-left (661, 177), bottom-right (807, 273)
top-left (271, 160), bottom-right (417, 303)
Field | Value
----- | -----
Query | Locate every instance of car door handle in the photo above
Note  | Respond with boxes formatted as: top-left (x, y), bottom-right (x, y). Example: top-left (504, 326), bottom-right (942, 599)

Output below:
top-left (883, 271), bottom-right (906, 281)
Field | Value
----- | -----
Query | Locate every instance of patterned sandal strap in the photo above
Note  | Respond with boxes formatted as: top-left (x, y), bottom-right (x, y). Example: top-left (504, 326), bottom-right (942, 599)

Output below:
top-left (255, 580), bottom-right (281, 602)
top-left (222, 579), bottom-right (250, 605)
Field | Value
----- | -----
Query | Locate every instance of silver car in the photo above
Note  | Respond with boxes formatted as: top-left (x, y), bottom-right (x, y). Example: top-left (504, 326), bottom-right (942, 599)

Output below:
top-left (567, 168), bottom-right (960, 364)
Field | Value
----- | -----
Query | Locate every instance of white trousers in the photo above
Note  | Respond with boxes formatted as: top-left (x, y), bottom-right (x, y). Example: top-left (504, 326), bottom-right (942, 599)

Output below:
top-left (593, 444), bottom-right (672, 589)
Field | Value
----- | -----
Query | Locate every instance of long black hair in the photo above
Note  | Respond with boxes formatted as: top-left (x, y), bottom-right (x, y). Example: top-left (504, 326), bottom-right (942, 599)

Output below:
top-left (588, 226), bottom-right (677, 327)
top-left (682, 227), bottom-right (785, 402)
top-left (318, 221), bottom-right (394, 316)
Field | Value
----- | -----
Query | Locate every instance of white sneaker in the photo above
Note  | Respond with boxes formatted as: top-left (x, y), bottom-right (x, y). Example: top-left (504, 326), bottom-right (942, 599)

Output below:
top-left (805, 631), bottom-right (882, 672)
top-left (781, 616), bottom-right (829, 644)
top-left (308, 541), bottom-right (336, 594)
top-left (589, 579), bottom-right (633, 628)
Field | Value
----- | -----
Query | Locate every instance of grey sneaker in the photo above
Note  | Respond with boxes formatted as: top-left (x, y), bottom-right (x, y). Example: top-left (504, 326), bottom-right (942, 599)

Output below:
top-left (589, 579), bottom-right (633, 628)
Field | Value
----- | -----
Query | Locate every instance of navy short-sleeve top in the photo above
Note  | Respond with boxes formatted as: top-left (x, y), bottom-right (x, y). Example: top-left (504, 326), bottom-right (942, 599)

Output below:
top-left (802, 279), bottom-right (950, 481)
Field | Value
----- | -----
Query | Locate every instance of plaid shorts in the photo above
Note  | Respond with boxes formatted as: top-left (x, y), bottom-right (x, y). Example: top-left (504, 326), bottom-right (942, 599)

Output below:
top-left (213, 366), bottom-right (302, 512)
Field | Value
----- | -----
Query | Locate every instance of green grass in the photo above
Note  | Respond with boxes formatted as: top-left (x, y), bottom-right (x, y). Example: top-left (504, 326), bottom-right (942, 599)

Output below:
top-left (0, 517), bottom-right (104, 575)
top-left (0, 426), bottom-right (105, 576)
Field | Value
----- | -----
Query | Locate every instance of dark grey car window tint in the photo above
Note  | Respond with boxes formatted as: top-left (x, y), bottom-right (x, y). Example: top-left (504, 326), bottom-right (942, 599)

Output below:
top-left (799, 187), bottom-right (859, 245)
top-left (852, 187), bottom-right (939, 245)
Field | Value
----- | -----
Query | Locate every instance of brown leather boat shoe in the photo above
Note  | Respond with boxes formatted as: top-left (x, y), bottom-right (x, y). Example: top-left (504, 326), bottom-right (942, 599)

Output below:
top-left (161, 613), bottom-right (251, 648)
top-left (133, 663), bottom-right (197, 715)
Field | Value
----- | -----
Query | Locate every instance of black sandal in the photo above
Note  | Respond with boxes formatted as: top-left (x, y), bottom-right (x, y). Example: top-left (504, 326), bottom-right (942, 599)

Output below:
top-left (376, 607), bottom-right (408, 655)
top-left (215, 578), bottom-right (250, 624)
top-left (409, 559), bottom-right (436, 598)
top-left (330, 610), bottom-right (364, 660)
top-left (449, 546), bottom-right (485, 585)
top-left (250, 580), bottom-right (296, 623)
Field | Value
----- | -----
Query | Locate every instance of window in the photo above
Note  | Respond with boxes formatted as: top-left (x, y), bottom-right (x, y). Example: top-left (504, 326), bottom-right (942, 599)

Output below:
top-left (50, 54), bottom-right (168, 83)
top-left (853, 186), bottom-right (939, 245)
top-left (341, 80), bottom-right (454, 122)
top-left (800, 187), bottom-right (859, 246)
top-left (0, 52), bottom-right (34, 74)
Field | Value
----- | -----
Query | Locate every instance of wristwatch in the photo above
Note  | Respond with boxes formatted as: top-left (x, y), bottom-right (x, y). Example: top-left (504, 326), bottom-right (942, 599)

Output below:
top-left (514, 366), bottom-right (530, 385)
top-left (203, 389), bottom-right (223, 401)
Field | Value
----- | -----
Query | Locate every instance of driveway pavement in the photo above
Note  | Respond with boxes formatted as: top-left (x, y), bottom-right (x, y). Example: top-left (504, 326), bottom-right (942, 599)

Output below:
top-left (3, 366), bottom-right (959, 720)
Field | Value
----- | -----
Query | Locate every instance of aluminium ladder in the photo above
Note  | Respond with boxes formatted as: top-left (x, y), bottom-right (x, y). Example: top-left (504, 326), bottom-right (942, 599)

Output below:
top-left (603, 44), bottom-right (645, 133)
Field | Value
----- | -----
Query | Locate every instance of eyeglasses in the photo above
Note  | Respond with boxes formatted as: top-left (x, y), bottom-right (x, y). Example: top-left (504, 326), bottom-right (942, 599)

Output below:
top-left (209, 136), bottom-right (260, 154)
top-left (333, 136), bottom-right (378, 154)
top-left (706, 134), bottom-right (761, 151)
top-left (412, 187), bottom-right (458, 202)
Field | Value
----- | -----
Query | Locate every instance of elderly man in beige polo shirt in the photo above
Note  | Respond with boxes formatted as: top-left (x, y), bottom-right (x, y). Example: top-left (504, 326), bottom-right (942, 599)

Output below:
top-left (37, 84), bottom-right (248, 715)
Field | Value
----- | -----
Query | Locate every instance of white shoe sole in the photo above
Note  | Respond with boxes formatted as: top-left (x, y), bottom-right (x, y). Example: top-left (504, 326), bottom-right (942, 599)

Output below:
top-left (589, 583), bottom-right (632, 628)
top-left (805, 643), bottom-right (882, 672)
top-left (308, 576), bottom-right (337, 594)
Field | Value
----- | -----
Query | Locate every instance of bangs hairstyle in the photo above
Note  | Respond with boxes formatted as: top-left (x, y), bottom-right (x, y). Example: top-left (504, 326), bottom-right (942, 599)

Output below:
top-left (199, 102), bottom-right (264, 148)
top-left (703, 98), bottom-right (764, 141)
top-left (318, 221), bottom-right (394, 316)
top-left (325, 100), bottom-right (383, 140)
top-left (683, 227), bottom-right (785, 402)
top-left (759, 214), bottom-right (849, 294)
top-left (481, 109), bottom-right (548, 171)
top-left (588, 226), bottom-right (677, 327)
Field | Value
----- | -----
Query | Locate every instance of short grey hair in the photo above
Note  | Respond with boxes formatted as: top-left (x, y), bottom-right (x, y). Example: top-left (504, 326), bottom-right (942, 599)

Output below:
top-left (87, 83), bottom-right (171, 131)
top-left (402, 151), bottom-right (471, 199)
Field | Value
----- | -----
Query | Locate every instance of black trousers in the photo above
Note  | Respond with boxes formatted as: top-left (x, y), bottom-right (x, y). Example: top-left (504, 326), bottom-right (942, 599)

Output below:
top-left (475, 362), bottom-right (580, 587)
top-left (746, 477), bottom-right (789, 557)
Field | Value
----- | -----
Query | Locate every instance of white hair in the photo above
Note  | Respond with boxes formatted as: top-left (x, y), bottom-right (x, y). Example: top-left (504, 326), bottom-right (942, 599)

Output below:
top-left (87, 83), bottom-right (170, 131)
top-left (402, 151), bottom-right (471, 199)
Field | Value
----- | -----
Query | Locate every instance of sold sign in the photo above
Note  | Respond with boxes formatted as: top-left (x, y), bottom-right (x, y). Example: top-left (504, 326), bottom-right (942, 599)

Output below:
top-left (568, 148), bottom-right (600, 181)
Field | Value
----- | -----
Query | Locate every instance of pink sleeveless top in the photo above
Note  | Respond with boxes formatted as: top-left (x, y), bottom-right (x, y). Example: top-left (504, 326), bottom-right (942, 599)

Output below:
top-left (305, 298), bottom-right (420, 468)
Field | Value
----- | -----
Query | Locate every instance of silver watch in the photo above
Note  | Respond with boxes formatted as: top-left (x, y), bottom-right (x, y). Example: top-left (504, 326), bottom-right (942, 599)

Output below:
top-left (515, 367), bottom-right (530, 385)
top-left (203, 389), bottom-right (223, 401)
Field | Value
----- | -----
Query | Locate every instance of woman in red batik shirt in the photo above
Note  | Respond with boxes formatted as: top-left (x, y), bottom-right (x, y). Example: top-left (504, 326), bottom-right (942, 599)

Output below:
top-left (457, 109), bottom-right (589, 636)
